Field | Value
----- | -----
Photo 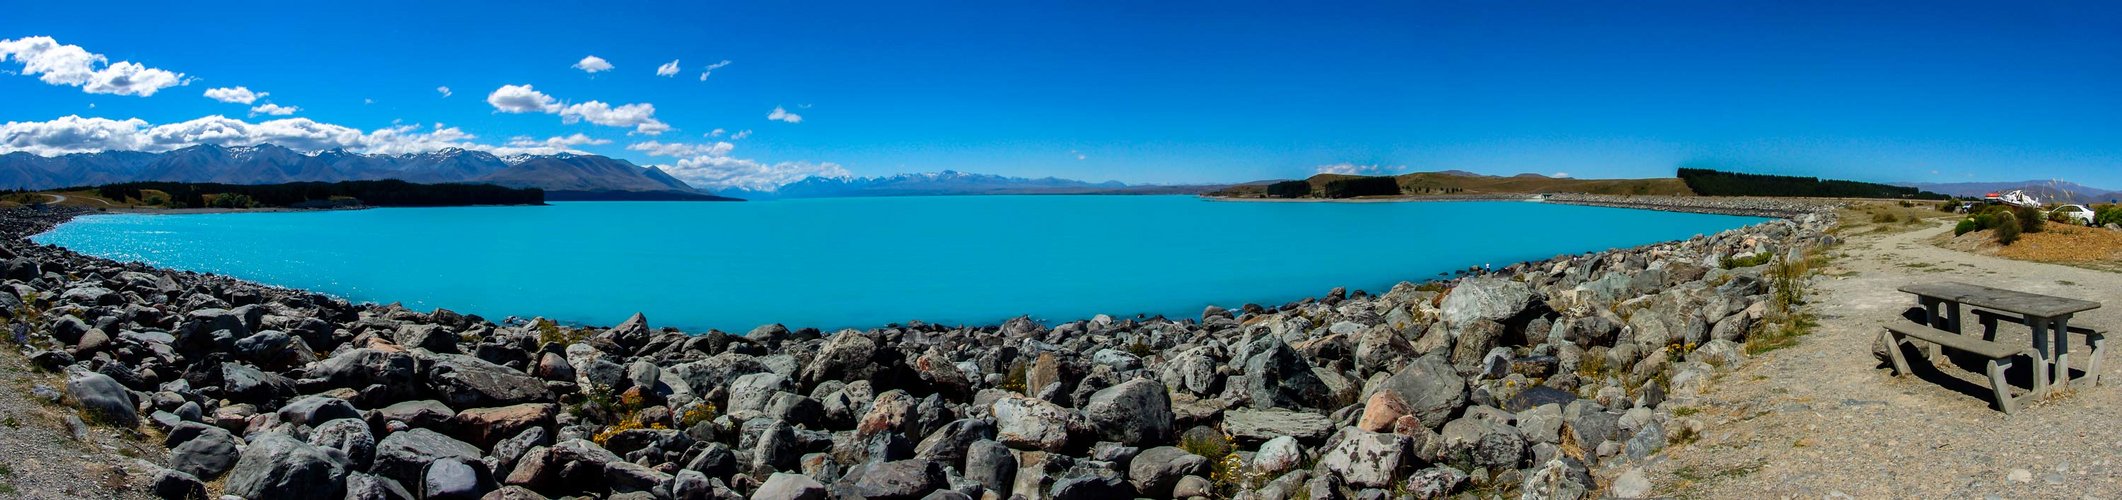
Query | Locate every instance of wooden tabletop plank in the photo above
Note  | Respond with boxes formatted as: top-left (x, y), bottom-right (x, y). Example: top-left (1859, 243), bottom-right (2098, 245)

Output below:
top-left (1898, 281), bottom-right (2102, 318)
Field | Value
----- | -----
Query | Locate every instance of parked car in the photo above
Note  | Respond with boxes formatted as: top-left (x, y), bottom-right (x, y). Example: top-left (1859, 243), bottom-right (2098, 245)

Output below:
top-left (2051, 204), bottom-right (2096, 226)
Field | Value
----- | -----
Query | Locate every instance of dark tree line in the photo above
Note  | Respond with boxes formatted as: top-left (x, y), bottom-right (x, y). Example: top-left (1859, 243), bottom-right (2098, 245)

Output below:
top-left (1677, 168), bottom-right (1947, 199)
top-left (78, 180), bottom-right (544, 208)
top-left (1265, 180), bottom-right (1312, 198)
top-left (1319, 176), bottom-right (1402, 198)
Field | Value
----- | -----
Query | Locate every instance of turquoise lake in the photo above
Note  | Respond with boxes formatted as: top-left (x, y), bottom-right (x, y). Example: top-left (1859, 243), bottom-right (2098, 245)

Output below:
top-left (33, 196), bottom-right (1765, 332)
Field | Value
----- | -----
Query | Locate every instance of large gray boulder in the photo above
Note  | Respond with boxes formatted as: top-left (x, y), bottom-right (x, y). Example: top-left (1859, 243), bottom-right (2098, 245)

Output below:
top-left (224, 433), bottom-right (349, 498)
top-left (753, 472), bottom-right (827, 500)
top-left (374, 428), bottom-right (482, 487)
top-left (912, 418), bottom-right (996, 465)
top-left (1441, 415), bottom-right (1527, 470)
top-left (1521, 457), bottom-right (1593, 500)
top-left (1318, 430), bottom-right (1410, 489)
top-left (991, 396), bottom-right (1083, 452)
top-left (801, 331), bottom-right (883, 388)
top-left (168, 425), bottom-right (241, 480)
top-left (1241, 338), bottom-right (1332, 409)
top-left (426, 354), bottom-right (548, 408)
top-left (1440, 277), bottom-right (1536, 327)
top-left (1082, 378), bottom-right (1174, 446)
top-left (852, 459), bottom-right (946, 499)
top-left (65, 367), bottom-right (137, 428)
top-left (1378, 354), bottom-right (1468, 429)
top-left (1127, 447), bottom-right (1210, 498)
top-left (309, 418), bottom-right (378, 471)
top-left (963, 439), bottom-right (1016, 497)
top-left (314, 348), bottom-right (418, 389)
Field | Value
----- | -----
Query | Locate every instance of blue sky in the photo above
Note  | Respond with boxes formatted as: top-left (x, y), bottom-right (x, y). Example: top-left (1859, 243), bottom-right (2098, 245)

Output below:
top-left (3, 1), bottom-right (2121, 190)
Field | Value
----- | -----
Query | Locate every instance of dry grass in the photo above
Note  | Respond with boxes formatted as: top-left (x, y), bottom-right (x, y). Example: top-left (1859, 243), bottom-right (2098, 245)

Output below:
top-left (1834, 201), bottom-right (1955, 236)
top-left (1935, 224), bottom-right (2122, 272)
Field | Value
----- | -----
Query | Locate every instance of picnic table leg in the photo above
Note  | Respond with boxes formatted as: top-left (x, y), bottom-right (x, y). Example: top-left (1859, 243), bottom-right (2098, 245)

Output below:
top-left (2030, 314), bottom-right (2053, 395)
top-left (2054, 316), bottom-right (2073, 390)
top-left (1922, 298), bottom-right (1943, 359)
top-left (1946, 302), bottom-right (1963, 334)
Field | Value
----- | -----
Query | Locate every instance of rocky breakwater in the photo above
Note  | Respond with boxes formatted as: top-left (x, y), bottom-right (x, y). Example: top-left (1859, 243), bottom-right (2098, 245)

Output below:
top-left (1545, 193), bottom-right (1840, 218)
top-left (0, 205), bottom-right (1833, 499)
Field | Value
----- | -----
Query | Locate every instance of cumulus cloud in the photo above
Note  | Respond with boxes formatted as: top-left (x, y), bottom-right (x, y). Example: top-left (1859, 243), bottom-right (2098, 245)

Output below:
top-left (707, 128), bottom-right (726, 137)
top-left (661, 155), bottom-right (850, 191)
top-left (573, 55), bottom-right (613, 74)
top-left (560, 101), bottom-right (670, 135)
top-left (437, 86), bottom-right (452, 97)
top-left (729, 129), bottom-right (751, 140)
top-left (0, 36), bottom-right (188, 96)
top-left (627, 140), bottom-right (734, 158)
top-left (249, 103), bottom-right (299, 116)
top-left (486, 84), bottom-right (562, 113)
top-left (1, 115), bottom-right (507, 157)
top-left (656, 59), bottom-right (680, 77)
top-left (1314, 163), bottom-right (1402, 176)
top-left (495, 133), bottom-right (610, 156)
top-left (766, 106), bottom-right (802, 123)
top-left (698, 60), bottom-right (731, 81)
top-left (1551, 172), bottom-right (1571, 178)
top-left (486, 84), bottom-right (668, 134)
top-left (203, 86), bottom-right (264, 104)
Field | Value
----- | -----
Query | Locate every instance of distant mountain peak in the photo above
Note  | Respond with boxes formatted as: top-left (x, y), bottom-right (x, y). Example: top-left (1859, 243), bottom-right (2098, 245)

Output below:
top-left (0, 143), bottom-right (707, 199)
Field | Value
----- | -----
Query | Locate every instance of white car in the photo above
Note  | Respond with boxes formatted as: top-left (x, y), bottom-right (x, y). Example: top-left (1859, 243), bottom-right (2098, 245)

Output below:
top-left (2052, 204), bottom-right (2096, 225)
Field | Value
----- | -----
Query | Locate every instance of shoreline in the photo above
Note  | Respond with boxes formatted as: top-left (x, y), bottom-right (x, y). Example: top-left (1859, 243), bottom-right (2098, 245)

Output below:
top-left (1204, 192), bottom-right (1840, 218)
top-left (0, 200), bottom-right (1838, 498)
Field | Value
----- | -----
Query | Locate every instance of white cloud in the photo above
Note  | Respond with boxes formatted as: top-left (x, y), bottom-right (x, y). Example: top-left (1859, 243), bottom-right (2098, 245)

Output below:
top-left (1071, 150), bottom-right (1086, 161)
top-left (249, 103), bottom-right (299, 116)
top-left (203, 86), bottom-right (264, 104)
top-left (656, 59), bottom-right (680, 77)
top-left (573, 55), bottom-right (613, 74)
top-left (496, 133), bottom-right (610, 156)
top-left (560, 101), bottom-right (670, 135)
top-left (486, 84), bottom-right (668, 134)
top-left (707, 128), bottom-right (726, 137)
top-left (627, 140), bottom-right (734, 158)
top-left (766, 106), bottom-right (802, 123)
top-left (363, 98), bottom-right (374, 105)
top-left (1314, 163), bottom-right (1401, 176)
top-left (661, 155), bottom-right (850, 191)
top-left (437, 86), bottom-right (452, 97)
top-left (0, 115), bottom-right (153, 155)
top-left (697, 60), bottom-right (731, 81)
top-left (0, 36), bottom-right (188, 96)
top-left (486, 84), bottom-right (562, 113)
top-left (1550, 172), bottom-right (1571, 178)
top-left (730, 129), bottom-right (751, 140)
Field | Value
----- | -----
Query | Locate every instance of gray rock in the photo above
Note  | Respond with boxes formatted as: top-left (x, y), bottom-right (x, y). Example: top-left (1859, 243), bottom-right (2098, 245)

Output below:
top-left (1440, 277), bottom-right (1535, 327)
top-left (1624, 421), bottom-right (1666, 460)
top-left (1082, 378), bottom-right (1174, 446)
top-left (753, 472), bottom-right (827, 500)
top-left (421, 457), bottom-right (488, 500)
top-left (853, 459), bottom-right (946, 499)
top-left (728, 372), bottom-right (791, 420)
top-left (1242, 337), bottom-right (1332, 409)
top-left (1378, 355), bottom-right (1467, 429)
top-left (913, 418), bottom-right (995, 465)
top-left (1441, 415), bottom-right (1526, 470)
top-left (1514, 403), bottom-right (1564, 445)
top-left (963, 439), bottom-right (1016, 497)
top-left (1318, 430), bottom-right (1409, 488)
top-left (278, 395), bottom-right (360, 426)
top-left (1564, 401), bottom-right (1622, 449)
top-left (343, 472), bottom-right (414, 500)
top-left (1160, 348), bottom-right (1223, 396)
top-left (1251, 435), bottom-right (1306, 476)
top-left (221, 362), bottom-right (295, 404)
top-left (1048, 469), bottom-right (1131, 500)
top-left (1223, 409), bottom-right (1335, 445)
top-left (426, 354), bottom-right (548, 408)
top-left (1405, 466), bottom-right (1468, 499)
top-left (753, 419), bottom-right (802, 472)
top-left (309, 418), bottom-right (378, 471)
top-left (1090, 348), bottom-right (1144, 372)
top-left (374, 428), bottom-right (482, 487)
top-left (1128, 446), bottom-right (1210, 498)
top-left (991, 396), bottom-right (1082, 452)
top-left (315, 348), bottom-right (418, 391)
top-left (169, 425), bottom-right (241, 480)
top-left (1173, 475), bottom-right (1214, 499)
top-left (801, 331), bottom-right (883, 388)
top-left (396, 324), bottom-right (459, 353)
top-left (224, 433), bottom-right (349, 498)
top-left (1520, 457), bottom-right (1592, 500)
top-left (65, 367), bottom-right (138, 428)
top-left (1611, 467), bottom-right (1651, 498)
top-left (150, 468), bottom-right (207, 500)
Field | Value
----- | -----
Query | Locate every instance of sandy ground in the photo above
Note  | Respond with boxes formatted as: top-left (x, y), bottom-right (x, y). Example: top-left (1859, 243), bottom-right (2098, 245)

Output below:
top-left (0, 349), bottom-right (162, 499)
top-left (1646, 218), bottom-right (2122, 498)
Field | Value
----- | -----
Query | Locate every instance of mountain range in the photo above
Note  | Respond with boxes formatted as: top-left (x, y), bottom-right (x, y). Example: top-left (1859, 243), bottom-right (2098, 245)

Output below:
top-left (1896, 180), bottom-right (2122, 205)
top-left (0, 144), bottom-right (731, 200)
top-left (720, 170), bottom-right (1220, 199)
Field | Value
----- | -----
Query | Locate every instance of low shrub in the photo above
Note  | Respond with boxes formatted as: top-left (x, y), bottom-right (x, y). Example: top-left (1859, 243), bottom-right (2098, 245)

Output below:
top-left (1719, 252), bottom-right (1773, 269)
top-left (1994, 214), bottom-right (2022, 245)
top-left (1871, 212), bottom-right (1899, 224)
top-left (2012, 206), bottom-right (2045, 234)
top-left (1953, 218), bottom-right (1979, 236)
top-left (2095, 204), bottom-right (2122, 226)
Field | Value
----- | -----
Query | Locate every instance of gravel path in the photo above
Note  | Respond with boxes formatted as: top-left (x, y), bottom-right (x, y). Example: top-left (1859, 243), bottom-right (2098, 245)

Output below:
top-left (0, 350), bottom-right (161, 499)
top-left (1647, 219), bottom-right (2122, 498)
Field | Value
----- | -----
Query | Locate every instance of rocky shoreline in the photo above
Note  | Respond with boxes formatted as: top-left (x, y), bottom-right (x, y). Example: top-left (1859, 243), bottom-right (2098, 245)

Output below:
top-left (1, 201), bottom-right (1836, 499)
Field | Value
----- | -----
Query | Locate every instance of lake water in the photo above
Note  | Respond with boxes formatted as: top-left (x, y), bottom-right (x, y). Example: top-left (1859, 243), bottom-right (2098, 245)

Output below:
top-left (33, 196), bottom-right (1765, 332)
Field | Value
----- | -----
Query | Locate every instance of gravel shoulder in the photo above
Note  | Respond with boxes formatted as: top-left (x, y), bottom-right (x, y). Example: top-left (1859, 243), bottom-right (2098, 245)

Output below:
top-left (0, 348), bottom-right (161, 499)
top-left (1648, 219), bottom-right (2122, 497)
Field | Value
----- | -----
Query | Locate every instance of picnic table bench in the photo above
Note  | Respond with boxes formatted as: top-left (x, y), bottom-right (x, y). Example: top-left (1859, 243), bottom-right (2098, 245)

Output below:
top-left (1894, 281), bottom-right (2105, 400)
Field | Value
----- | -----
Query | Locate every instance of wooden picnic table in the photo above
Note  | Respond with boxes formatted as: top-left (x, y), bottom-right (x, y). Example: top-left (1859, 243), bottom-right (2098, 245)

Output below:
top-left (1899, 281), bottom-right (2104, 394)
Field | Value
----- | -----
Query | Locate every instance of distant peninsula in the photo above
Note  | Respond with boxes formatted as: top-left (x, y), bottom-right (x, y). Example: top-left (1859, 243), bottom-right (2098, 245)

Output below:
top-left (4, 179), bottom-right (547, 209)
